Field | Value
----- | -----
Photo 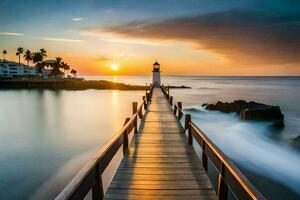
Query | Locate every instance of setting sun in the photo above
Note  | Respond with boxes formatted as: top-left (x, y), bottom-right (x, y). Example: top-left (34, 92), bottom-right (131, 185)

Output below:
top-left (111, 64), bottom-right (119, 71)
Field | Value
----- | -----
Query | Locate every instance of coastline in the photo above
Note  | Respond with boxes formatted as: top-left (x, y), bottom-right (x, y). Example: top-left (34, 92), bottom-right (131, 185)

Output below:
top-left (0, 79), bottom-right (190, 90)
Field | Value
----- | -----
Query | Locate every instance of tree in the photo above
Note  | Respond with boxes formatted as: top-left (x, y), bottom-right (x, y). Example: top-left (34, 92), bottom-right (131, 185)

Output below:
top-left (40, 48), bottom-right (47, 61)
top-left (70, 69), bottom-right (77, 77)
top-left (36, 62), bottom-right (46, 75)
top-left (32, 52), bottom-right (42, 64)
top-left (2, 50), bottom-right (7, 60)
top-left (32, 52), bottom-right (44, 75)
top-left (61, 61), bottom-right (70, 77)
top-left (16, 47), bottom-right (24, 65)
top-left (24, 50), bottom-right (33, 66)
top-left (49, 57), bottom-right (64, 77)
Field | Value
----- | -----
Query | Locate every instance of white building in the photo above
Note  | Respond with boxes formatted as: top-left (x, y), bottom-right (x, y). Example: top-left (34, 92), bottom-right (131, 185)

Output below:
top-left (152, 61), bottom-right (161, 86)
top-left (0, 60), bottom-right (51, 78)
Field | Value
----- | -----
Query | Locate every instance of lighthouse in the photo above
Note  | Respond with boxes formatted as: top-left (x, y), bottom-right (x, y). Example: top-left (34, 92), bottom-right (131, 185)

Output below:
top-left (152, 61), bottom-right (161, 87)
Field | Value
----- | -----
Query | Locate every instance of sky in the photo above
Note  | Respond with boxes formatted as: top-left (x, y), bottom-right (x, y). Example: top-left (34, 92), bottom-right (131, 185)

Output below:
top-left (0, 0), bottom-right (300, 75)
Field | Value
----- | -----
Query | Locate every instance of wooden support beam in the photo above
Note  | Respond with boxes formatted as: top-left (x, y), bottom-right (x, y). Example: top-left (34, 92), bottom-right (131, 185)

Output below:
top-left (132, 102), bottom-right (138, 114)
top-left (123, 118), bottom-right (130, 155)
top-left (218, 174), bottom-right (228, 200)
top-left (142, 96), bottom-right (147, 109)
top-left (92, 163), bottom-right (104, 200)
top-left (185, 114), bottom-right (192, 145)
top-left (169, 96), bottom-right (173, 105)
top-left (178, 102), bottom-right (182, 119)
top-left (132, 102), bottom-right (138, 134)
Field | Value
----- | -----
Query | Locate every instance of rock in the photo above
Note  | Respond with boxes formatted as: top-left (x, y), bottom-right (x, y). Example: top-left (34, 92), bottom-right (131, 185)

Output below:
top-left (292, 136), bottom-right (300, 146)
top-left (294, 136), bottom-right (300, 141)
top-left (240, 106), bottom-right (284, 121)
top-left (271, 120), bottom-right (285, 129)
top-left (205, 100), bottom-right (284, 128)
top-left (168, 85), bottom-right (191, 89)
top-left (202, 103), bottom-right (208, 107)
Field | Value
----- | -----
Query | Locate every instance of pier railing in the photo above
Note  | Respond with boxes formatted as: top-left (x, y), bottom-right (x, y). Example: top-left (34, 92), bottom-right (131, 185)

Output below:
top-left (161, 85), bottom-right (266, 200)
top-left (56, 85), bottom-right (154, 200)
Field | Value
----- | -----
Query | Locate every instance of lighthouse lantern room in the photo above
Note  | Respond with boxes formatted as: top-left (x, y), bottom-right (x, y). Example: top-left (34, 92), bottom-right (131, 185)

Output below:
top-left (152, 61), bottom-right (161, 87)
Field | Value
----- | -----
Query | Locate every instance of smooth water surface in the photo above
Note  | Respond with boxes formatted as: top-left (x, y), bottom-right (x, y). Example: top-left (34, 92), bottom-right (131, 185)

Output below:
top-left (0, 89), bottom-right (144, 199)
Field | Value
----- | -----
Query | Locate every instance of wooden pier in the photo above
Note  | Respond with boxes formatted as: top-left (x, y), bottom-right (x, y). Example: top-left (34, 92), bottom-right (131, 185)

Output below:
top-left (105, 87), bottom-right (216, 199)
top-left (56, 86), bottom-right (266, 200)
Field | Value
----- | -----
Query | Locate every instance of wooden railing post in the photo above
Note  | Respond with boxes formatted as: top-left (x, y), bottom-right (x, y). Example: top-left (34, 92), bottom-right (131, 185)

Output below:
top-left (138, 107), bottom-right (143, 119)
top-left (146, 91), bottom-right (151, 103)
top-left (132, 102), bottom-right (138, 114)
top-left (173, 105), bottom-right (177, 115)
top-left (169, 96), bottom-right (173, 106)
top-left (92, 163), bottom-right (104, 200)
top-left (145, 90), bottom-right (149, 102)
top-left (178, 102), bottom-right (182, 119)
top-left (142, 96), bottom-right (147, 109)
top-left (202, 142), bottom-right (208, 172)
top-left (166, 89), bottom-right (169, 99)
top-left (132, 102), bottom-right (138, 134)
top-left (185, 114), bottom-right (192, 145)
top-left (218, 171), bottom-right (229, 200)
top-left (123, 118), bottom-right (130, 155)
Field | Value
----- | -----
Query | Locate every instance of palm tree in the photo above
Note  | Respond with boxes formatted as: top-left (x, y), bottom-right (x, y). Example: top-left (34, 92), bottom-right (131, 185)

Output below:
top-left (70, 69), bottom-right (77, 77)
top-left (61, 61), bottom-right (70, 77)
top-left (50, 57), bottom-right (64, 77)
top-left (16, 47), bottom-right (24, 65)
top-left (32, 52), bottom-right (44, 75)
top-left (2, 50), bottom-right (7, 60)
top-left (40, 48), bottom-right (47, 61)
top-left (24, 50), bottom-right (33, 66)
top-left (33, 52), bottom-right (42, 63)
top-left (65, 63), bottom-right (70, 77)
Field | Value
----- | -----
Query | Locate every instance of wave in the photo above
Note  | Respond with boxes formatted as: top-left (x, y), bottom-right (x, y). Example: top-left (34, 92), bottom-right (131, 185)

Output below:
top-left (186, 109), bottom-right (300, 196)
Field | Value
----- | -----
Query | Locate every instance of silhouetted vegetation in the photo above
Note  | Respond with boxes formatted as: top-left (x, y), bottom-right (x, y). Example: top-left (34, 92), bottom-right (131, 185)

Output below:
top-left (16, 47), bottom-right (24, 65)
top-left (2, 50), bottom-right (7, 60)
top-left (2, 47), bottom-right (78, 78)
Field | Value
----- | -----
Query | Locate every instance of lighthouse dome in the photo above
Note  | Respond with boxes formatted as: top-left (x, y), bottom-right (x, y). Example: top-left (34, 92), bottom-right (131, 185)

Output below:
top-left (153, 61), bottom-right (160, 66)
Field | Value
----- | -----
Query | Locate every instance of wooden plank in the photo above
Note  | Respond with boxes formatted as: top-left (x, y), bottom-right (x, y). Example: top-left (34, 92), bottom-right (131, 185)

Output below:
top-left (104, 195), bottom-right (216, 200)
top-left (121, 157), bottom-right (201, 163)
top-left (105, 188), bottom-right (216, 196)
top-left (113, 174), bottom-right (208, 180)
top-left (108, 183), bottom-right (213, 190)
top-left (115, 169), bottom-right (206, 175)
top-left (104, 194), bottom-right (215, 200)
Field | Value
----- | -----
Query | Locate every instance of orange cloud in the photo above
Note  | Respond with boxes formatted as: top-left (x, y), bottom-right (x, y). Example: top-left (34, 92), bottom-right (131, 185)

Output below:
top-left (96, 10), bottom-right (300, 67)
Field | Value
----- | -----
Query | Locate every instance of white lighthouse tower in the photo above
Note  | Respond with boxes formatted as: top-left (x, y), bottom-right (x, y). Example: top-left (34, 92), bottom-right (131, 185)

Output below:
top-left (152, 61), bottom-right (161, 87)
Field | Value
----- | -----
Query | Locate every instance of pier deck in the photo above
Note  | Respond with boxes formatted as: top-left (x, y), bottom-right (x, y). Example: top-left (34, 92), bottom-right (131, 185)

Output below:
top-left (105, 88), bottom-right (216, 199)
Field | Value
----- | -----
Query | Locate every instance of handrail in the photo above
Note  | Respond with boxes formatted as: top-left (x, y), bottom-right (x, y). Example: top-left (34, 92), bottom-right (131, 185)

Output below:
top-left (161, 85), bottom-right (184, 119)
top-left (56, 85), bottom-right (154, 200)
top-left (161, 85), bottom-right (266, 200)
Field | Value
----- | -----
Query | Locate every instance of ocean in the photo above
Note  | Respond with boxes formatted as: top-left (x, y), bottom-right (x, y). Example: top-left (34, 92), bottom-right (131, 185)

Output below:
top-left (0, 76), bottom-right (300, 199)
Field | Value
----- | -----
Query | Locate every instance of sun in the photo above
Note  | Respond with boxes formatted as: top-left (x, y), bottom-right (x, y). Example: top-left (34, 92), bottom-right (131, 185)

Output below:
top-left (111, 64), bottom-right (119, 71)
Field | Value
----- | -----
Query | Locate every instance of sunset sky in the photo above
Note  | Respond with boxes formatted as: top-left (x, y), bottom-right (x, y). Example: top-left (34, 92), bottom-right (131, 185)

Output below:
top-left (1, 0), bottom-right (300, 75)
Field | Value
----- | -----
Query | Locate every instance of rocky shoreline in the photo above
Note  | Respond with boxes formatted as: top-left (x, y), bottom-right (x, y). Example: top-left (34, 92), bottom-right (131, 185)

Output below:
top-left (203, 100), bottom-right (284, 128)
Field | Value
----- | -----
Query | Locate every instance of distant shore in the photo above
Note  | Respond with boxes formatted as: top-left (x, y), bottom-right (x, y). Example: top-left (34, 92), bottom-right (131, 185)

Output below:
top-left (0, 79), bottom-right (190, 90)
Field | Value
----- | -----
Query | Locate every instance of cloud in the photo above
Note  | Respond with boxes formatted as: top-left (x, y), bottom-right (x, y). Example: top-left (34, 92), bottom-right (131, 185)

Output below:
top-left (40, 37), bottom-right (85, 43)
top-left (96, 55), bottom-right (110, 62)
top-left (71, 17), bottom-right (83, 21)
top-left (96, 9), bottom-right (300, 65)
top-left (0, 32), bottom-right (24, 36)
